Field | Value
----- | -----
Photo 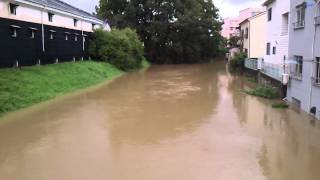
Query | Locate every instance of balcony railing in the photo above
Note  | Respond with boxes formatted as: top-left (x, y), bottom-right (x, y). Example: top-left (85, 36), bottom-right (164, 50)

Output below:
top-left (293, 21), bottom-right (305, 29)
top-left (315, 16), bottom-right (320, 26)
top-left (260, 62), bottom-right (288, 82)
top-left (244, 58), bottom-right (258, 71)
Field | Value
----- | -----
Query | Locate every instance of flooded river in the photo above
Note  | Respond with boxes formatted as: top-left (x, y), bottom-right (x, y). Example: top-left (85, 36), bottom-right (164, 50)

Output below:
top-left (0, 60), bottom-right (320, 180)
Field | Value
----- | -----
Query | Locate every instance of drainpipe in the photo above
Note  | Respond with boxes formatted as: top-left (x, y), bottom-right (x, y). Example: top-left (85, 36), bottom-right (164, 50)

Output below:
top-left (41, 4), bottom-right (46, 56)
top-left (309, 1), bottom-right (320, 112)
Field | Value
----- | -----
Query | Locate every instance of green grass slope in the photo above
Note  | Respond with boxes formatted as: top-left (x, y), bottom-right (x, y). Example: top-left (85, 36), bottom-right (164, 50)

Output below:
top-left (0, 61), bottom-right (123, 115)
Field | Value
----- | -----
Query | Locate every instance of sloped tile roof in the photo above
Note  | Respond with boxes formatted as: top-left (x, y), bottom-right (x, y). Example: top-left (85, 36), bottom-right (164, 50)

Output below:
top-left (24, 0), bottom-right (102, 22)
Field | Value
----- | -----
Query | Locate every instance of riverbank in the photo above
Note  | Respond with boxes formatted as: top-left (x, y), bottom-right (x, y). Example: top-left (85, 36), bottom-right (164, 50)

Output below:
top-left (0, 60), bottom-right (149, 116)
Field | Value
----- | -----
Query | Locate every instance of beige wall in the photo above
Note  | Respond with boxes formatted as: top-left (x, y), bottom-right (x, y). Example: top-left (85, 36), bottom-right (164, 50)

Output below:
top-left (0, 0), bottom-right (102, 32)
top-left (240, 21), bottom-right (250, 55)
top-left (249, 12), bottom-right (267, 59)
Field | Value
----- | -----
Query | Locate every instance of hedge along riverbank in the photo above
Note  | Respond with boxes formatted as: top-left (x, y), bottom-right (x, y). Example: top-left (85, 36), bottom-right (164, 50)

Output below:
top-left (0, 61), bottom-right (126, 116)
top-left (89, 28), bottom-right (147, 71)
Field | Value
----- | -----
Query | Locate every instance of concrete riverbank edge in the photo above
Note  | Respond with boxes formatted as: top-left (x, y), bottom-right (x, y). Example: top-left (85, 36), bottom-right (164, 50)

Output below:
top-left (0, 60), bottom-right (150, 118)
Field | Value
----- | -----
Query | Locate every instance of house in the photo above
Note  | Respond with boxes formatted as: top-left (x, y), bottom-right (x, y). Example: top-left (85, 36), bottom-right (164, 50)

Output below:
top-left (287, 0), bottom-right (320, 119)
top-left (239, 12), bottom-right (267, 59)
top-left (0, 0), bottom-right (105, 67)
top-left (261, 0), bottom-right (290, 81)
top-left (221, 8), bottom-right (265, 39)
top-left (223, 8), bottom-right (265, 61)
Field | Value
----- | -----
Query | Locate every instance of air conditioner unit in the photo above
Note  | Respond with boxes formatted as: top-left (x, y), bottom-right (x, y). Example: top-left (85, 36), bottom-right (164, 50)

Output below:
top-left (282, 74), bottom-right (290, 85)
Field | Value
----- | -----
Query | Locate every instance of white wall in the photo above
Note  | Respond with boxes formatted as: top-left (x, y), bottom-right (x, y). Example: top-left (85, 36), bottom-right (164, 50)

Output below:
top-left (264, 0), bottom-right (290, 64)
top-left (0, 0), bottom-right (103, 32)
top-left (287, 0), bottom-right (320, 119)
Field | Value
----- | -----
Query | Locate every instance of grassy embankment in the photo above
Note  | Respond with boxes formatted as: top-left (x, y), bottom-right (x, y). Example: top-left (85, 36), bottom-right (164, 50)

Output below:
top-left (0, 60), bottom-right (149, 116)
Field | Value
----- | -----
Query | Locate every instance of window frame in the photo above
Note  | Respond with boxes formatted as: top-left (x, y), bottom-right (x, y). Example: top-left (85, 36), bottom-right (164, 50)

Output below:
top-left (294, 3), bottom-right (306, 29)
top-left (267, 8), bottom-right (272, 21)
top-left (9, 3), bottom-right (18, 15)
top-left (48, 12), bottom-right (54, 22)
top-left (272, 46), bottom-right (276, 55)
top-left (314, 57), bottom-right (320, 84)
top-left (74, 19), bottom-right (78, 27)
top-left (294, 56), bottom-right (303, 79)
top-left (266, 43), bottom-right (271, 55)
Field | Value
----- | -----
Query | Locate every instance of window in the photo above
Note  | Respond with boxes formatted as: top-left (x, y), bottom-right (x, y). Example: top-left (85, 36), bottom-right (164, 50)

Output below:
top-left (48, 13), bottom-right (54, 22)
top-left (74, 34), bottom-right (78, 41)
top-left (245, 28), bottom-right (248, 39)
top-left (268, 8), bottom-right (272, 21)
top-left (92, 24), bottom-right (95, 30)
top-left (314, 57), bottom-right (320, 84)
top-left (266, 43), bottom-right (271, 55)
top-left (65, 33), bottom-right (70, 41)
top-left (294, 56), bottom-right (303, 78)
top-left (74, 19), bottom-right (78, 27)
top-left (9, 3), bottom-right (18, 15)
top-left (10, 25), bottom-right (20, 38)
top-left (295, 3), bottom-right (306, 29)
top-left (272, 46), bottom-right (276, 55)
top-left (49, 30), bottom-right (56, 39)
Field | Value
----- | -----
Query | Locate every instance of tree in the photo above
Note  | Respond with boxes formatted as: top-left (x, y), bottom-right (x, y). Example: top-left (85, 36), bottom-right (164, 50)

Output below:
top-left (96, 0), bottom-right (223, 64)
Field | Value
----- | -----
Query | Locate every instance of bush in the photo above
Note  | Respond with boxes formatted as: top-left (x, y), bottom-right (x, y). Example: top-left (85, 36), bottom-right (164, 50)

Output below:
top-left (89, 28), bottom-right (146, 71)
top-left (244, 85), bottom-right (279, 99)
top-left (272, 102), bottom-right (289, 108)
top-left (229, 52), bottom-right (247, 69)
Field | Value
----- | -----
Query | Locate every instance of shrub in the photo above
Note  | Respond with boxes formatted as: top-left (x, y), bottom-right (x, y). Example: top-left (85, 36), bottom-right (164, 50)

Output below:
top-left (272, 102), bottom-right (289, 108)
top-left (229, 52), bottom-right (247, 69)
top-left (244, 85), bottom-right (279, 99)
top-left (89, 28), bottom-right (146, 71)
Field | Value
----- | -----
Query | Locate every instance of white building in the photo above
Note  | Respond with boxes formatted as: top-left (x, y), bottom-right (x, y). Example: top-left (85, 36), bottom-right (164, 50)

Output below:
top-left (261, 0), bottom-right (290, 81)
top-left (0, 0), bottom-right (106, 67)
top-left (287, 0), bottom-right (320, 119)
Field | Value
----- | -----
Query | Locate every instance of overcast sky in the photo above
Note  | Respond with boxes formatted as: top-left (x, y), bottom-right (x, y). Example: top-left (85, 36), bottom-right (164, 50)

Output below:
top-left (63, 0), bottom-right (264, 18)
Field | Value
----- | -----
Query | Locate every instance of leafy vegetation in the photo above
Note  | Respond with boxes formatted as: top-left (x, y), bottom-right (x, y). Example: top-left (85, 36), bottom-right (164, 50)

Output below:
top-left (89, 28), bottom-right (146, 71)
top-left (244, 85), bottom-right (279, 99)
top-left (272, 102), bottom-right (289, 109)
top-left (229, 52), bottom-right (247, 70)
top-left (96, 0), bottom-right (223, 64)
top-left (0, 61), bottom-right (123, 116)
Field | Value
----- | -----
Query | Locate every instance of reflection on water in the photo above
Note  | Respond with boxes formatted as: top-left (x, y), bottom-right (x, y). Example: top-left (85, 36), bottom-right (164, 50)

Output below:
top-left (0, 60), bottom-right (319, 180)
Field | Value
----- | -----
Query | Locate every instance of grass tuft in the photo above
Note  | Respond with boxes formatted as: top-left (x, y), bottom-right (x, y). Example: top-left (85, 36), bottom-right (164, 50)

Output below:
top-left (244, 85), bottom-right (279, 99)
top-left (272, 102), bottom-right (289, 108)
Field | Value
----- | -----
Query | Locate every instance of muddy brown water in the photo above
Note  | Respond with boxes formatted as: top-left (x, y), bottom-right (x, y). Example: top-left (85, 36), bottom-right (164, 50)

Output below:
top-left (0, 60), bottom-right (320, 180)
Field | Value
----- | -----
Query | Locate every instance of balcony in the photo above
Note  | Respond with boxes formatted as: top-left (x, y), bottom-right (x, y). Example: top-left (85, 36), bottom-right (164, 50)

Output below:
top-left (315, 16), bottom-right (320, 26)
top-left (244, 58), bottom-right (259, 71)
top-left (260, 62), bottom-right (288, 82)
top-left (293, 21), bottom-right (305, 30)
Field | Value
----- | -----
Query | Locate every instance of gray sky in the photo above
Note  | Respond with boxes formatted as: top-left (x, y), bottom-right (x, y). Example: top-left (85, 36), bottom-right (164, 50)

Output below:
top-left (63, 0), bottom-right (264, 18)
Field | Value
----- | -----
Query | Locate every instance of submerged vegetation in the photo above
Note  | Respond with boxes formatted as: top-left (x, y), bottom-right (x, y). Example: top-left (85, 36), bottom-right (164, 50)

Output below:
top-left (244, 85), bottom-right (279, 99)
top-left (229, 52), bottom-right (247, 70)
top-left (272, 102), bottom-right (289, 109)
top-left (0, 61), bottom-right (123, 116)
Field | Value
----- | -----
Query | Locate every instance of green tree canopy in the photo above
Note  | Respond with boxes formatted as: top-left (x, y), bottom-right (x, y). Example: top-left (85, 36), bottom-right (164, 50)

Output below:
top-left (96, 0), bottom-right (223, 64)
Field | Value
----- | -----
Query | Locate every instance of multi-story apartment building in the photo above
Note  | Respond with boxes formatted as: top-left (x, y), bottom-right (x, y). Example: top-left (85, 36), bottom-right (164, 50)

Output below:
top-left (239, 12), bottom-right (267, 59)
top-left (221, 8), bottom-right (265, 39)
top-left (287, 0), bottom-right (320, 119)
top-left (0, 0), bottom-right (105, 67)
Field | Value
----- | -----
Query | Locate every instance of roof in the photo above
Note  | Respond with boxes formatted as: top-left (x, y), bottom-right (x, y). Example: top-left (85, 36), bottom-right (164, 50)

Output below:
top-left (22, 0), bottom-right (102, 22)
top-left (262, 0), bottom-right (276, 6)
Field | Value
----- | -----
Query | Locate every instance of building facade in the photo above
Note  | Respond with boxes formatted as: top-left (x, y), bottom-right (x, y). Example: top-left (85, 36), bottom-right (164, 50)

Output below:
top-left (221, 8), bottom-right (265, 39)
top-left (263, 0), bottom-right (290, 65)
top-left (287, 0), bottom-right (320, 119)
top-left (239, 12), bottom-right (267, 58)
top-left (0, 0), bottom-right (105, 67)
